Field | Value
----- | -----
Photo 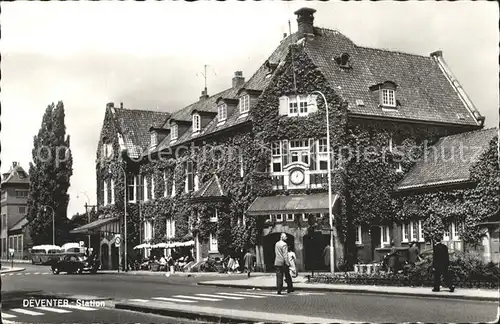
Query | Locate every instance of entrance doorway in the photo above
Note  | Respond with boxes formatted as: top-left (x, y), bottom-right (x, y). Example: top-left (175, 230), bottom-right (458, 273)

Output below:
top-left (303, 231), bottom-right (329, 271)
top-left (101, 243), bottom-right (109, 270)
top-left (370, 226), bottom-right (381, 261)
top-left (263, 232), bottom-right (294, 272)
top-left (111, 245), bottom-right (119, 270)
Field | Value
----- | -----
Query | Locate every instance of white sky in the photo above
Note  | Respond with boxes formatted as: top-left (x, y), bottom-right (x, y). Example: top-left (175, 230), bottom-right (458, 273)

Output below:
top-left (1, 1), bottom-right (498, 218)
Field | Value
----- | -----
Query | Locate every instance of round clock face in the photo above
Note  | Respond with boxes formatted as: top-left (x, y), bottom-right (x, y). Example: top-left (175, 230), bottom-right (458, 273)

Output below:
top-left (290, 169), bottom-right (305, 185)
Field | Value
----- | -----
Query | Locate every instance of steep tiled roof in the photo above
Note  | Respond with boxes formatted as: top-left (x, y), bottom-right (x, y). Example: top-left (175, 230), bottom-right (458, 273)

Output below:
top-left (9, 216), bottom-right (28, 232)
top-left (1, 163), bottom-right (29, 185)
top-left (304, 28), bottom-right (479, 126)
top-left (396, 128), bottom-right (497, 191)
top-left (112, 108), bottom-right (170, 158)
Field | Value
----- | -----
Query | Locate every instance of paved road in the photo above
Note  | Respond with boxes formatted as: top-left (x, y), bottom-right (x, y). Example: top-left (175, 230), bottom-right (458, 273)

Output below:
top-left (2, 264), bottom-right (498, 323)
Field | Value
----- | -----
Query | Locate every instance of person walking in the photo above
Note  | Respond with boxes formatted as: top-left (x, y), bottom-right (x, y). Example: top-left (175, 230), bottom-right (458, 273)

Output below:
top-left (432, 237), bottom-right (454, 292)
top-left (288, 245), bottom-right (297, 279)
top-left (322, 244), bottom-right (331, 270)
top-left (274, 233), bottom-right (293, 294)
top-left (408, 241), bottom-right (420, 266)
top-left (387, 241), bottom-right (398, 273)
top-left (243, 249), bottom-right (255, 278)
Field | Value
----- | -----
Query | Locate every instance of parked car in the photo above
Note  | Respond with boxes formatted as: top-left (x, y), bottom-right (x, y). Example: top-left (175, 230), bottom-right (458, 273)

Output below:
top-left (51, 254), bottom-right (100, 275)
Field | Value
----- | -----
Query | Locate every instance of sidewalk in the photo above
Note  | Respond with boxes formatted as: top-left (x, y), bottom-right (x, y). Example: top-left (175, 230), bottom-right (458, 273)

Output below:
top-left (115, 299), bottom-right (359, 324)
top-left (0, 259), bottom-right (31, 264)
top-left (0, 267), bottom-right (25, 274)
top-left (197, 275), bottom-right (499, 302)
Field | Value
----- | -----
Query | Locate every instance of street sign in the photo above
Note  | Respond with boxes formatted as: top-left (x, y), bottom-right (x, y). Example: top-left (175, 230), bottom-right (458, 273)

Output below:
top-left (115, 237), bottom-right (121, 247)
top-left (79, 241), bottom-right (84, 247)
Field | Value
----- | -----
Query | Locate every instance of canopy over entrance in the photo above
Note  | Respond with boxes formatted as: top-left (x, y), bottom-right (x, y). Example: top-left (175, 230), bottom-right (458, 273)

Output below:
top-left (247, 193), bottom-right (339, 216)
top-left (70, 216), bottom-right (120, 234)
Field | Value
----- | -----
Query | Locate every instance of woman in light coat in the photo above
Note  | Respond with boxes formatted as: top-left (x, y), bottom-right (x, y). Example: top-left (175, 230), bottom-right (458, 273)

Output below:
top-left (288, 245), bottom-right (297, 278)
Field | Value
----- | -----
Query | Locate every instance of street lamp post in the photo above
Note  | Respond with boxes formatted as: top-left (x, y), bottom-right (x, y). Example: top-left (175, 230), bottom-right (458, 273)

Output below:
top-left (113, 163), bottom-right (128, 272)
top-left (77, 191), bottom-right (93, 248)
top-left (312, 90), bottom-right (335, 274)
top-left (43, 205), bottom-right (55, 246)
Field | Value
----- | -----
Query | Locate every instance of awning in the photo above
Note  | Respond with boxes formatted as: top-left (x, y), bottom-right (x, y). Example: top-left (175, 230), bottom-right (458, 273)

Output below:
top-left (134, 243), bottom-right (151, 250)
top-left (247, 193), bottom-right (339, 216)
top-left (70, 216), bottom-right (120, 234)
top-left (151, 240), bottom-right (195, 249)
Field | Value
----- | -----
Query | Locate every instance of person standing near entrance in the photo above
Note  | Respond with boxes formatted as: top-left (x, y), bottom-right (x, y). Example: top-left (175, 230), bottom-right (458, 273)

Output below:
top-left (243, 249), bottom-right (255, 278)
top-left (274, 233), bottom-right (293, 294)
top-left (432, 237), bottom-right (454, 292)
top-left (408, 241), bottom-right (420, 266)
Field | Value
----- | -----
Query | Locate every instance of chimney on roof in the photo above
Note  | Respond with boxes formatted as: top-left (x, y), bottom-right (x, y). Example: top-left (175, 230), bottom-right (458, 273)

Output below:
top-left (200, 88), bottom-right (209, 100)
top-left (120, 102), bottom-right (123, 109)
top-left (232, 71), bottom-right (245, 88)
top-left (430, 50), bottom-right (443, 58)
top-left (12, 162), bottom-right (18, 168)
top-left (294, 7), bottom-right (316, 38)
top-left (106, 102), bottom-right (114, 109)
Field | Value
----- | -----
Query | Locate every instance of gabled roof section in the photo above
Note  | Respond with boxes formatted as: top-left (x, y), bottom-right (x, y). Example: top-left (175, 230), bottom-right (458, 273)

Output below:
top-left (9, 216), bottom-right (28, 232)
top-left (396, 128), bottom-right (497, 191)
top-left (191, 174), bottom-right (226, 201)
top-left (1, 162), bottom-right (29, 185)
top-left (303, 28), bottom-right (481, 126)
top-left (111, 107), bottom-right (170, 158)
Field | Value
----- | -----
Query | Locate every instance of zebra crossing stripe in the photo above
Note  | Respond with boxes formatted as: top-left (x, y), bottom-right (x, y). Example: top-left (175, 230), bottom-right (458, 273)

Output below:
top-left (128, 299), bottom-right (149, 303)
top-left (35, 306), bottom-right (72, 313)
top-left (16, 273), bottom-right (22, 276)
top-left (152, 297), bottom-right (197, 303)
top-left (237, 291), bottom-right (286, 297)
top-left (1, 313), bottom-right (17, 318)
top-left (34, 272), bottom-right (40, 275)
top-left (172, 295), bottom-right (222, 302)
top-left (217, 292), bottom-right (266, 299)
top-left (60, 304), bottom-right (97, 311)
top-left (10, 308), bottom-right (44, 316)
top-left (196, 293), bottom-right (244, 300)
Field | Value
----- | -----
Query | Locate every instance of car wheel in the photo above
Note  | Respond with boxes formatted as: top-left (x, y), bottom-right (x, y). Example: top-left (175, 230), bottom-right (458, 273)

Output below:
top-left (52, 267), bottom-right (60, 275)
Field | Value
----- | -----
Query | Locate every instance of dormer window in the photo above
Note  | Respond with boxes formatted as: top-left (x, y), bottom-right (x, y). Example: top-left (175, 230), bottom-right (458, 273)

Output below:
top-left (171, 124), bottom-right (178, 141)
top-left (218, 104), bottom-right (227, 122)
top-left (192, 114), bottom-right (201, 133)
top-left (150, 132), bottom-right (157, 147)
top-left (239, 95), bottom-right (250, 115)
top-left (102, 139), bottom-right (113, 159)
top-left (334, 53), bottom-right (352, 69)
top-left (382, 89), bottom-right (396, 107)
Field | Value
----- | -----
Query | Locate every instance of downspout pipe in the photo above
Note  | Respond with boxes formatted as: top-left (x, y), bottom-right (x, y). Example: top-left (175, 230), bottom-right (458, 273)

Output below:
top-left (430, 50), bottom-right (485, 127)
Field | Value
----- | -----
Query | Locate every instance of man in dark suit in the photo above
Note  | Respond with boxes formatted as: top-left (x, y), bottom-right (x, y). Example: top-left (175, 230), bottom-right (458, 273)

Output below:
top-left (432, 237), bottom-right (454, 292)
top-left (274, 232), bottom-right (293, 294)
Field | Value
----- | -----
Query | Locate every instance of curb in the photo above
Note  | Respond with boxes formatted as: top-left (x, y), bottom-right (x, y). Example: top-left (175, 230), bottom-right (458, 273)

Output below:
top-left (196, 282), bottom-right (499, 302)
top-left (0, 267), bottom-right (25, 274)
top-left (115, 302), bottom-right (249, 323)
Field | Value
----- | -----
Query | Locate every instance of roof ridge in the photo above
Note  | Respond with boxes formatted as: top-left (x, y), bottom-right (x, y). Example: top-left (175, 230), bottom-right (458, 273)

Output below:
top-left (356, 44), bottom-right (430, 59)
top-left (115, 107), bottom-right (170, 114)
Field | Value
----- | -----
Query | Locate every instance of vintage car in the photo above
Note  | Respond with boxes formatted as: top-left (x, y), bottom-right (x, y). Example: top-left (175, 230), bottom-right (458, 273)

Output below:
top-left (51, 254), bottom-right (100, 274)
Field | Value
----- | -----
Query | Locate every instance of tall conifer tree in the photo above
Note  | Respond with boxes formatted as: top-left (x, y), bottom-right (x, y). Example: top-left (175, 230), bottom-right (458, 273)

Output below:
top-left (27, 101), bottom-right (73, 245)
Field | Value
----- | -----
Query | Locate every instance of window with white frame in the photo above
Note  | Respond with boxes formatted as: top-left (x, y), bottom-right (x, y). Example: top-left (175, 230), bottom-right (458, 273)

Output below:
top-left (150, 132), bottom-right (157, 147)
top-left (271, 141), bottom-right (282, 172)
top-left (288, 95), bottom-right (308, 116)
top-left (110, 179), bottom-right (115, 204)
top-left (171, 124), bottom-right (178, 141)
top-left (443, 222), bottom-right (451, 241)
top-left (286, 214), bottom-right (294, 221)
top-left (380, 225), bottom-right (390, 246)
top-left (218, 104), bottom-right (227, 122)
top-left (185, 161), bottom-right (194, 192)
top-left (144, 176), bottom-right (149, 201)
top-left (290, 139), bottom-right (309, 165)
top-left (410, 220), bottom-right (424, 242)
top-left (163, 171), bottom-right (168, 197)
top-left (275, 214), bottom-right (283, 222)
top-left (266, 214), bottom-right (272, 222)
top-left (127, 175), bottom-right (135, 202)
top-left (144, 220), bottom-right (153, 241)
top-left (102, 141), bottom-right (113, 159)
top-left (151, 176), bottom-right (155, 200)
top-left (239, 152), bottom-right (244, 177)
top-left (355, 225), bottom-right (362, 244)
top-left (382, 89), bottom-right (396, 107)
top-left (192, 114), bottom-right (201, 133)
top-left (318, 138), bottom-right (329, 170)
top-left (209, 233), bottom-right (218, 252)
top-left (103, 180), bottom-right (108, 206)
top-left (210, 208), bottom-right (218, 222)
top-left (166, 218), bottom-right (176, 239)
top-left (302, 213), bottom-right (308, 222)
top-left (240, 95), bottom-right (250, 114)
top-left (136, 175), bottom-right (144, 201)
top-left (451, 222), bottom-right (460, 241)
top-left (444, 221), bottom-right (460, 241)
top-left (402, 222), bottom-right (410, 242)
